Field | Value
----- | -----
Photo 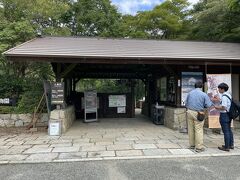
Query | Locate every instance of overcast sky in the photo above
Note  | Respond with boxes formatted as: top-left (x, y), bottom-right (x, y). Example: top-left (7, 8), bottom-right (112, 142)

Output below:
top-left (111, 0), bottom-right (200, 15)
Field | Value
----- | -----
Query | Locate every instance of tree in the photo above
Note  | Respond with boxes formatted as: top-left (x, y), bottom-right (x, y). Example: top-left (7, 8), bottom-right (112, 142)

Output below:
top-left (149, 0), bottom-right (190, 39)
top-left (76, 79), bottom-right (130, 93)
top-left (0, 0), bottom-right (71, 36)
top-left (119, 0), bottom-right (190, 39)
top-left (0, 0), bottom-right (67, 113)
top-left (0, 0), bottom-right (71, 78)
top-left (222, 0), bottom-right (240, 42)
top-left (118, 14), bottom-right (149, 38)
top-left (66, 0), bottom-right (122, 37)
top-left (189, 0), bottom-right (240, 42)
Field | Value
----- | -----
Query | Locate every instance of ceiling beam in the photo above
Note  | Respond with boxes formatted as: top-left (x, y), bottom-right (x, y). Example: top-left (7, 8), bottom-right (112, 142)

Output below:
top-left (60, 64), bottom-right (77, 78)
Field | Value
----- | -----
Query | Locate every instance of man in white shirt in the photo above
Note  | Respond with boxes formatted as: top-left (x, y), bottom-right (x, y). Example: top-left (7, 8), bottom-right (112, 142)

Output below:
top-left (214, 83), bottom-right (234, 151)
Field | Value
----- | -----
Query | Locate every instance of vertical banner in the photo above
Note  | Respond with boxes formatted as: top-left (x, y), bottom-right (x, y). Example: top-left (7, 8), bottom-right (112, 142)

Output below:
top-left (84, 91), bottom-right (98, 122)
top-left (160, 77), bottom-right (167, 101)
top-left (207, 74), bottom-right (232, 128)
top-left (181, 72), bottom-right (203, 106)
top-left (85, 91), bottom-right (97, 111)
top-left (168, 76), bottom-right (176, 103)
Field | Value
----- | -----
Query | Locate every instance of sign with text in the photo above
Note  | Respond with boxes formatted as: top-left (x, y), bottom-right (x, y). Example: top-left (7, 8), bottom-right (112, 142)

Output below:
top-left (0, 98), bottom-right (17, 106)
top-left (84, 91), bottom-right (97, 112)
top-left (117, 107), bottom-right (126, 113)
top-left (51, 82), bottom-right (64, 105)
top-left (49, 121), bottom-right (61, 136)
top-left (84, 91), bottom-right (98, 122)
top-left (109, 95), bottom-right (126, 107)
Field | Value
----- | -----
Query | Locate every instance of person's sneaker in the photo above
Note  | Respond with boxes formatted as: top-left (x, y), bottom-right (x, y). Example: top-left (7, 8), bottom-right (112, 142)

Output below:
top-left (222, 145), bottom-right (234, 149)
top-left (195, 148), bottom-right (205, 153)
top-left (218, 146), bottom-right (230, 152)
top-left (189, 146), bottom-right (195, 149)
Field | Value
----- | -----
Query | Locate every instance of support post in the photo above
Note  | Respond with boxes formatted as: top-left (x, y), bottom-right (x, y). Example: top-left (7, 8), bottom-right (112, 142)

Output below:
top-left (56, 63), bottom-right (61, 82)
top-left (130, 79), bottom-right (135, 118)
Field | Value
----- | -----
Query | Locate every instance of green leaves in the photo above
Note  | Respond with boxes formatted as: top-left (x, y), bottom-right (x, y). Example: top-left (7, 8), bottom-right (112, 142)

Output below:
top-left (0, 74), bottom-right (24, 97)
top-left (119, 0), bottom-right (190, 39)
top-left (70, 0), bottom-right (121, 37)
top-left (77, 79), bottom-right (130, 93)
top-left (189, 0), bottom-right (240, 42)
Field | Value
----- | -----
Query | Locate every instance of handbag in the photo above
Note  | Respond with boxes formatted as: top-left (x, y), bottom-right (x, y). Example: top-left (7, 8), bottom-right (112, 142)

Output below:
top-left (197, 112), bottom-right (205, 121)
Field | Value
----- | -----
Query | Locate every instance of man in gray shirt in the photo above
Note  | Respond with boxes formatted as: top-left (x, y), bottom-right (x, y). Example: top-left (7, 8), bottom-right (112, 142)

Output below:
top-left (185, 81), bottom-right (213, 152)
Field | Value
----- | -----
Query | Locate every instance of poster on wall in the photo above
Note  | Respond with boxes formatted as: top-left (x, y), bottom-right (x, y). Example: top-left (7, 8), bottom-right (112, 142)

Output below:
top-left (117, 107), bottom-right (126, 113)
top-left (81, 97), bottom-right (99, 109)
top-left (84, 91), bottom-right (97, 111)
top-left (167, 76), bottom-right (176, 103)
top-left (84, 90), bottom-right (98, 122)
top-left (160, 77), bottom-right (167, 101)
top-left (109, 95), bottom-right (126, 107)
top-left (207, 74), bottom-right (232, 128)
top-left (181, 72), bottom-right (203, 106)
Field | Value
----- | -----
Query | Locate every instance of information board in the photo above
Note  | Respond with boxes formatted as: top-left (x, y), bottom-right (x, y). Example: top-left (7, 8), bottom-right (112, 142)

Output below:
top-left (49, 121), bottom-right (61, 136)
top-left (85, 91), bottom-right (97, 110)
top-left (51, 82), bottom-right (64, 105)
top-left (109, 95), bottom-right (126, 107)
top-left (84, 91), bottom-right (98, 122)
top-left (117, 107), bottom-right (126, 113)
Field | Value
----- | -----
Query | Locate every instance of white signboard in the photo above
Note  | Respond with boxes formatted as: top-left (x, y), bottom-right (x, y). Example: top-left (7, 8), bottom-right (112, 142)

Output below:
top-left (49, 121), bottom-right (61, 136)
top-left (85, 91), bottom-right (97, 112)
top-left (117, 107), bottom-right (126, 113)
top-left (81, 97), bottom-right (99, 109)
top-left (0, 98), bottom-right (10, 104)
top-left (84, 91), bottom-right (98, 122)
top-left (109, 95), bottom-right (126, 107)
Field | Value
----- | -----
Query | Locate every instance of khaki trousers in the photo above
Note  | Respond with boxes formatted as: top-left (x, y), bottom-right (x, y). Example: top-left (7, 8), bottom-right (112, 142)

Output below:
top-left (187, 109), bottom-right (205, 149)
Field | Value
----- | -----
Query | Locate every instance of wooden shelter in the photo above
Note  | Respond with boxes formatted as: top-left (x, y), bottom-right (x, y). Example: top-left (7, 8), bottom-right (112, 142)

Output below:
top-left (3, 36), bottom-right (240, 120)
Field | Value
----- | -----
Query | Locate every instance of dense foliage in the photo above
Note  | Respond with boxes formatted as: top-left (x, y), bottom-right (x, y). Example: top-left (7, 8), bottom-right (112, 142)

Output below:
top-left (0, 0), bottom-right (240, 113)
top-left (76, 79), bottom-right (130, 93)
top-left (189, 0), bottom-right (240, 42)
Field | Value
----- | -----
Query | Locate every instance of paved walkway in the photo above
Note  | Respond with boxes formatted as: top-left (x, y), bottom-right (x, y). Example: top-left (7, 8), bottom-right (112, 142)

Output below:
top-left (0, 112), bottom-right (240, 164)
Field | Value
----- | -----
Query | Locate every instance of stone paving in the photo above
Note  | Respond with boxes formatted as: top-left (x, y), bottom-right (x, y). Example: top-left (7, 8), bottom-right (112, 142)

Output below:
top-left (0, 112), bottom-right (240, 164)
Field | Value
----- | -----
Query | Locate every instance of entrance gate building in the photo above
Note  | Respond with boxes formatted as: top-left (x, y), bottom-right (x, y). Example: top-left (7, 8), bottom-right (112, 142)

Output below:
top-left (3, 37), bottom-right (240, 131)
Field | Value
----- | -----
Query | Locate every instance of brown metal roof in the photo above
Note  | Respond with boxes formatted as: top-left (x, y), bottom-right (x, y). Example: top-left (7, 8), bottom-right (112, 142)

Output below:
top-left (3, 36), bottom-right (240, 61)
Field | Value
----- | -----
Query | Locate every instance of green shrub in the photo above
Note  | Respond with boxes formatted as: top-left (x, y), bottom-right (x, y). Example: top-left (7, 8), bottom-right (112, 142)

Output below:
top-left (0, 75), bottom-right (24, 98)
top-left (0, 106), bottom-right (16, 114)
top-left (15, 78), bottom-right (45, 113)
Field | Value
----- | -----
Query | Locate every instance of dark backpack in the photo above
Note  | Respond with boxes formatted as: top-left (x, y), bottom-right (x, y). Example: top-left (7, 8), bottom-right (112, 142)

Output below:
top-left (222, 95), bottom-right (240, 120)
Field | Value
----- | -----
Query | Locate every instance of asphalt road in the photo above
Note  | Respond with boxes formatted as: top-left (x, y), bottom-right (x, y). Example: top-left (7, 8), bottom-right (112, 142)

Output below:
top-left (1, 156), bottom-right (240, 180)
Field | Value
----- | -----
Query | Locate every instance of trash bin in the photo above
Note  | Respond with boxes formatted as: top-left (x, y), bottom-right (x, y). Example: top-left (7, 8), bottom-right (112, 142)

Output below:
top-left (152, 105), bottom-right (164, 125)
